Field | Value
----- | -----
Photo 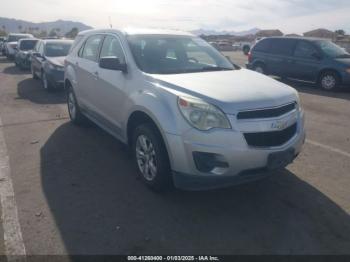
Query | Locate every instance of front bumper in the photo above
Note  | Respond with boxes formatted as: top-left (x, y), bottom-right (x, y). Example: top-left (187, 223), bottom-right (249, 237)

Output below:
top-left (166, 110), bottom-right (306, 190)
top-left (46, 69), bottom-right (65, 89)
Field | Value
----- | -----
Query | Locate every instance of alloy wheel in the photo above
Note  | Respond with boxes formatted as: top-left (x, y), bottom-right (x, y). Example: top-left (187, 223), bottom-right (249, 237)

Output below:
top-left (136, 135), bottom-right (157, 181)
top-left (68, 92), bottom-right (76, 120)
top-left (321, 75), bottom-right (336, 90)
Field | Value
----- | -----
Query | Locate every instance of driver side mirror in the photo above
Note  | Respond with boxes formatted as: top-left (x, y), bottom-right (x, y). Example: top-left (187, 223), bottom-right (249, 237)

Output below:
top-left (32, 52), bottom-right (42, 58)
top-left (99, 56), bottom-right (127, 73)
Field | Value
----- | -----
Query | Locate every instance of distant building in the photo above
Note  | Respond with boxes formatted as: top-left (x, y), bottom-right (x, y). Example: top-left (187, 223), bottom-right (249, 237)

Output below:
top-left (255, 29), bottom-right (283, 37)
top-left (303, 28), bottom-right (335, 40)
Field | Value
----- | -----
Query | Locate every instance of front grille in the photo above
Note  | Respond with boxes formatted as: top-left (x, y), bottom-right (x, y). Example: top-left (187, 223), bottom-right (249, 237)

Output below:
top-left (244, 123), bottom-right (297, 147)
top-left (237, 103), bottom-right (296, 120)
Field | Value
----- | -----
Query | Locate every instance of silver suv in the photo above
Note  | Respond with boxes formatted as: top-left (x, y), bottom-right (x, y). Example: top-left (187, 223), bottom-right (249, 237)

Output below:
top-left (65, 29), bottom-right (305, 191)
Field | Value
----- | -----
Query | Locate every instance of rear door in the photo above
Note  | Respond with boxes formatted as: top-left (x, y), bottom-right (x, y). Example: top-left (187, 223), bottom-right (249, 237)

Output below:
top-left (75, 34), bottom-right (104, 112)
top-left (290, 40), bottom-right (321, 81)
top-left (266, 38), bottom-right (296, 77)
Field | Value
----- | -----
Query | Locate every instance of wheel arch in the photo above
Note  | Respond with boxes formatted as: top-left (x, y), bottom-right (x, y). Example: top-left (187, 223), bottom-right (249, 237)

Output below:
top-left (317, 68), bottom-right (342, 83)
top-left (126, 109), bottom-right (174, 170)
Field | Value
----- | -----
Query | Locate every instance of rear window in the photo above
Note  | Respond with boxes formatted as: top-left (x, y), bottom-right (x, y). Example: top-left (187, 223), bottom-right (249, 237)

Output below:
top-left (253, 39), bottom-right (271, 52)
top-left (44, 42), bottom-right (72, 57)
top-left (19, 40), bottom-right (38, 51)
top-left (270, 39), bottom-right (296, 55)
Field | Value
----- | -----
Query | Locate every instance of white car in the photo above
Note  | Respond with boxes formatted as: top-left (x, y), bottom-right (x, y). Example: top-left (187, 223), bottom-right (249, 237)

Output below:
top-left (65, 28), bottom-right (305, 191)
top-left (5, 33), bottom-right (34, 59)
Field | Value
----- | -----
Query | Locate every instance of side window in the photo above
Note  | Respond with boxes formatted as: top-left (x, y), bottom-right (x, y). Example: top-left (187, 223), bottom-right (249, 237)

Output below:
top-left (81, 35), bottom-right (104, 62)
top-left (253, 39), bottom-right (271, 52)
top-left (78, 41), bottom-right (85, 57)
top-left (99, 35), bottom-right (126, 63)
top-left (270, 39), bottom-right (296, 56)
top-left (294, 41), bottom-right (317, 59)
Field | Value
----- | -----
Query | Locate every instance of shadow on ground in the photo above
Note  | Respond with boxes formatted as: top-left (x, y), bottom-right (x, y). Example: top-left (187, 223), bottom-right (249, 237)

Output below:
top-left (279, 78), bottom-right (350, 101)
top-left (41, 122), bottom-right (350, 255)
top-left (17, 78), bottom-right (66, 104)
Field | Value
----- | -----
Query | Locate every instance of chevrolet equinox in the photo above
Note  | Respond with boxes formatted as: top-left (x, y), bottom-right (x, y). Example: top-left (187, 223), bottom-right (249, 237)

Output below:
top-left (64, 29), bottom-right (306, 191)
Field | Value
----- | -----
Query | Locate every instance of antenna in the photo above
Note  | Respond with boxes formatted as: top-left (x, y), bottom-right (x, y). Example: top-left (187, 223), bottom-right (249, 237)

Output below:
top-left (108, 16), bottom-right (113, 29)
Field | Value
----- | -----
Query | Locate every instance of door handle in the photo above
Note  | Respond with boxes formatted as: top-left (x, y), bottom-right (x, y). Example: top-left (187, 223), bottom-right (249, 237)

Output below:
top-left (75, 62), bottom-right (79, 66)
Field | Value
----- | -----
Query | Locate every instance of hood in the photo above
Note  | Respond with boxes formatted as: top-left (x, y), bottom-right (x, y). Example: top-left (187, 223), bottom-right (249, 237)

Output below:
top-left (46, 56), bottom-right (65, 67)
top-left (149, 69), bottom-right (298, 114)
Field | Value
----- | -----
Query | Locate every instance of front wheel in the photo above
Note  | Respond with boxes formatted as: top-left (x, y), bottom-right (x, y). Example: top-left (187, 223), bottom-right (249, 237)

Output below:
top-left (42, 72), bottom-right (54, 92)
top-left (31, 66), bottom-right (38, 79)
top-left (132, 123), bottom-right (172, 191)
top-left (318, 71), bottom-right (340, 91)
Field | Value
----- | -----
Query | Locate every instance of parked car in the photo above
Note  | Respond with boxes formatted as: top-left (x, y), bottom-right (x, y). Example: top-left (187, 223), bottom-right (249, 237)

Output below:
top-left (65, 29), bottom-right (305, 191)
top-left (14, 38), bottom-right (38, 69)
top-left (247, 37), bottom-right (350, 91)
top-left (4, 33), bottom-right (34, 59)
top-left (31, 39), bottom-right (73, 91)
top-left (0, 37), bottom-right (5, 54)
top-left (1, 37), bottom-right (7, 56)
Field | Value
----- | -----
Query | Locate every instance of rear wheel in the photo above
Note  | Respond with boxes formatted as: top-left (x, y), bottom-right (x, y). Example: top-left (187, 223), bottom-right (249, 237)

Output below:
top-left (318, 71), bottom-right (340, 91)
top-left (132, 123), bottom-right (172, 192)
top-left (253, 63), bottom-right (266, 74)
top-left (67, 87), bottom-right (89, 125)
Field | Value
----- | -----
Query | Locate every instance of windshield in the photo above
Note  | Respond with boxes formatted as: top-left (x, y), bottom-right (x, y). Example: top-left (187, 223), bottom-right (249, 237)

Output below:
top-left (8, 35), bottom-right (30, 42)
top-left (19, 40), bottom-right (38, 51)
top-left (314, 40), bottom-right (350, 58)
top-left (44, 42), bottom-right (72, 57)
top-left (127, 35), bottom-right (234, 74)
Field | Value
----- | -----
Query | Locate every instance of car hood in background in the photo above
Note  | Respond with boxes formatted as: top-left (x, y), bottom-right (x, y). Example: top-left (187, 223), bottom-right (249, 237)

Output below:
top-left (335, 58), bottom-right (350, 66)
top-left (46, 56), bottom-right (65, 67)
top-left (149, 69), bottom-right (298, 114)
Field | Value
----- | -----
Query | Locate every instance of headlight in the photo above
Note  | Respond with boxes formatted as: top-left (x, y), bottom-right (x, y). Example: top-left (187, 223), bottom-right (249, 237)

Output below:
top-left (48, 63), bottom-right (64, 71)
top-left (178, 96), bottom-right (231, 131)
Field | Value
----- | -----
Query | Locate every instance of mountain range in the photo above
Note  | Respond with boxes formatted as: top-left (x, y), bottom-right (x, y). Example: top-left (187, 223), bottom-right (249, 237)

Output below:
top-left (0, 17), bottom-right (92, 34)
top-left (191, 28), bottom-right (261, 36)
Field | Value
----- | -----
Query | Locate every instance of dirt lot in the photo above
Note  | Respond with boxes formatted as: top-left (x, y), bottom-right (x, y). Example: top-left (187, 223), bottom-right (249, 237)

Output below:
top-left (0, 52), bottom-right (349, 255)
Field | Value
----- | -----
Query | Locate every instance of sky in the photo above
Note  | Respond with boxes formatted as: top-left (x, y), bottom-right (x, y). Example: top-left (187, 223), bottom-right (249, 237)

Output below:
top-left (1, 0), bottom-right (350, 34)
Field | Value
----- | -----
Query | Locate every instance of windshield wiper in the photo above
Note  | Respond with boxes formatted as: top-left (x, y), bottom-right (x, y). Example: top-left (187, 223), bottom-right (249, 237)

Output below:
top-left (200, 66), bottom-right (234, 72)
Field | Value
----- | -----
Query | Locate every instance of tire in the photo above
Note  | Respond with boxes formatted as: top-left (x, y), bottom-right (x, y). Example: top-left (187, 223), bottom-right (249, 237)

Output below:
top-left (67, 86), bottom-right (90, 126)
top-left (31, 65), bottom-right (38, 79)
top-left (253, 63), bottom-right (266, 74)
top-left (42, 71), bottom-right (54, 92)
top-left (132, 123), bottom-right (172, 192)
top-left (318, 71), bottom-right (340, 91)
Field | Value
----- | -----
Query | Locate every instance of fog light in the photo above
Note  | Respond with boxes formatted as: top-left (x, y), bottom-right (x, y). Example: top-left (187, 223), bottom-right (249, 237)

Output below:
top-left (193, 152), bottom-right (229, 174)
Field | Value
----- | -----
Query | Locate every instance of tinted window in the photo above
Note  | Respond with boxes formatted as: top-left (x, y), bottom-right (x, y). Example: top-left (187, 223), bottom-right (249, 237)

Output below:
top-left (19, 40), bottom-right (38, 51)
top-left (7, 35), bottom-right (31, 42)
top-left (270, 39), bottom-right (296, 55)
top-left (100, 35), bottom-right (125, 63)
top-left (294, 41), bottom-right (317, 59)
top-left (81, 35), bottom-right (104, 62)
top-left (44, 42), bottom-right (72, 57)
top-left (127, 35), bottom-right (234, 74)
top-left (253, 39), bottom-right (271, 52)
top-left (314, 40), bottom-right (350, 58)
